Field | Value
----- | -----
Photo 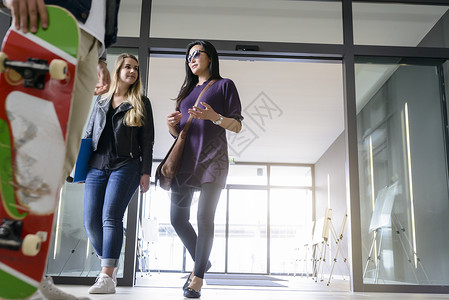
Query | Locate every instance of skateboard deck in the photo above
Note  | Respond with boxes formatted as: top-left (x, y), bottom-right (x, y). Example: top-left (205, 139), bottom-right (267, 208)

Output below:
top-left (0, 6), bottom-right (79, 299)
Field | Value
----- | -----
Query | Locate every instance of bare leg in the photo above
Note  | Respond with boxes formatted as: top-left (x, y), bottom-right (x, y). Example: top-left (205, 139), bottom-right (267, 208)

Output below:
top-left (188, 276), bottom-right (203, 292)
top-left (102, 267), bottom-right (114, 278)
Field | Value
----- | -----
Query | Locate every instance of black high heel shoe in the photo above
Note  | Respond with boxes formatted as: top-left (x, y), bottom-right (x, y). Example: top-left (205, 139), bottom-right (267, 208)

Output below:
top-left (182, 273), bottom-right (193, 290)
top-left (183, 287), bottom-right (201, 298)
top-left (183, 261), bottom-right (212, 290)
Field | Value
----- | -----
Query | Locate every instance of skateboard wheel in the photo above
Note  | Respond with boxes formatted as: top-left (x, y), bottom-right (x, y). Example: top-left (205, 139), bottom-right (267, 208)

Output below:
top-left (49, 59), bottom-right (67, 80)
top-left (22, 234), bottom-right (42, 256)
top-left (0, 52), bottom-right (7, 73)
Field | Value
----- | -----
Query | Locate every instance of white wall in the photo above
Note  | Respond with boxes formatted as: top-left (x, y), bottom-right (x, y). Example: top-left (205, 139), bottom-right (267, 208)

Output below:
top-left (314, 132), bottom-right (349, 278)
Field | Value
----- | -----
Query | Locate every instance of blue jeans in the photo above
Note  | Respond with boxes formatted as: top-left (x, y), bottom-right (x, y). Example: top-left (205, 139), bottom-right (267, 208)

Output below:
top-left (83, 159), bottom-right (141, 268)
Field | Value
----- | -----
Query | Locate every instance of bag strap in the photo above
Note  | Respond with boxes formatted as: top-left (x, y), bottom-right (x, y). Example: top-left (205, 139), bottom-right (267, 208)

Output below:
top-left (180, 79), bottom-right (217, 139)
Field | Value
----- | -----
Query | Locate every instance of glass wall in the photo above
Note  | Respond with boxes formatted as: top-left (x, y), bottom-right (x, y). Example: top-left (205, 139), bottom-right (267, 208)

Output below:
top-left (139, 163), bottom-right (312, 275)
top-left (356, 59), bottom-right (449, 285)
top-left (116, 0), bottom-right (142, 38)
top-left (46, 183), bottom-right (96, 277)
top-left (353, 3), bottom-right (449, 47)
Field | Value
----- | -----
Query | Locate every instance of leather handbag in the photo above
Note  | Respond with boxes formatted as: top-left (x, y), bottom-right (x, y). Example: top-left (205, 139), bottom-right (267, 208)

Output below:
top-left (155, 79), bottom-right (217, 190)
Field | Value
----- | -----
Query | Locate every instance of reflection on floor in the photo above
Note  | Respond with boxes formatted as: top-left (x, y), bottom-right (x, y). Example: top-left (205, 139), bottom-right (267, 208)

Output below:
top-left (54, 272), bottom-right (449, 300)
top-left (200, 273), bottom-right (289, 288)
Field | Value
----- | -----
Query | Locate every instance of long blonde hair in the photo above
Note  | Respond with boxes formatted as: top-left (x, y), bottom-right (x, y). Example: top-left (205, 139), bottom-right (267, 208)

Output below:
top-left (103, 53), bottom-right (145, 127)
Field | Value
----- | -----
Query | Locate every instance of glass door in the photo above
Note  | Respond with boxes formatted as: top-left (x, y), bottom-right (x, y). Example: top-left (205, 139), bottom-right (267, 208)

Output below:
top-left (356, 59), bottom-right (449, 285)
top-left (227, 190), bottom-right (268, 273)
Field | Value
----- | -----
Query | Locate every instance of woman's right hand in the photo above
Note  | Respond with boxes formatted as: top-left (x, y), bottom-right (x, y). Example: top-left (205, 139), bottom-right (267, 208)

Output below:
top-left (167, 111), bottom-right (182, 127)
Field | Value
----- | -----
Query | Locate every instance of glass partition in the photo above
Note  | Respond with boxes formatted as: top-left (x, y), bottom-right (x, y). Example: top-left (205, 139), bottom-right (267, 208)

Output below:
top-left (353, 3), bottom-right (449, 47)
top-left (356, 59), bottom-right (449, 285)
top-left (140, 163), bottom-right (313, 275)
top-left (47, 184), bottom-right (132, 280)
top-left (46, 183), bottom-right (98, 277)
top-left (117, 0), bottom-right (142, 38)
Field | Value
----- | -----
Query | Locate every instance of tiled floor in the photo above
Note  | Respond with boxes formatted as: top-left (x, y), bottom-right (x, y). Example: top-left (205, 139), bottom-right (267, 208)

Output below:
top-left (51, 273), bottom-right (449, 300)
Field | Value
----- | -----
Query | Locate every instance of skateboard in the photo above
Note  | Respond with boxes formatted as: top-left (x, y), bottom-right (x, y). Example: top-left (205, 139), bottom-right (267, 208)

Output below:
top-left (0, 6), bottom-right (79, 299)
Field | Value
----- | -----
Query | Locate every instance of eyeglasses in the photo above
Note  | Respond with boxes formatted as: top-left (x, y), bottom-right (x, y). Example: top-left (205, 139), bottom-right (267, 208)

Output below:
top-left (187, 50), bottom-right (207, 63)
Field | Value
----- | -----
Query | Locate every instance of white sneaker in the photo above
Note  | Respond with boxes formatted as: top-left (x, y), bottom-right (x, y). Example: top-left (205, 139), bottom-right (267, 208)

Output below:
top-left (38, 276), bottom-right (90, 300)
top-left (88, 273), bottom-right (116, 294)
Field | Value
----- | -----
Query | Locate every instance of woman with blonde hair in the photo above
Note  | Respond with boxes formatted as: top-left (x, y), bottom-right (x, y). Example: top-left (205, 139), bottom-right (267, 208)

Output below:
top-left (83, 53), bottom-right (154, 294)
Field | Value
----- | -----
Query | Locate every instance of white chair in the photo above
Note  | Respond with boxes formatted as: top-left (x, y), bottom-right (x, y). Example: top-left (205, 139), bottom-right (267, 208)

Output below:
top-left (301, 221), bottom-right (316, 278)
top-left (140, 218), bottom-right (160, 275)
top-left (290, 221), bottom-right (315, 277)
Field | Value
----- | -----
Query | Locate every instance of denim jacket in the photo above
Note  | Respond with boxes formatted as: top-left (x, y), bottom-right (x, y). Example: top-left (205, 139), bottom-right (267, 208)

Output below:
top-left (84, 95), bottom-right (155, 175)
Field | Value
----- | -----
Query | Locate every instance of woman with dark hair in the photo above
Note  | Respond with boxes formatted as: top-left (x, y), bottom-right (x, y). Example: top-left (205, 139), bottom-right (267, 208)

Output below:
top-left (83, 53), bottom-right (154, 294)
top-left (166, 40), bottom-right (243, 298)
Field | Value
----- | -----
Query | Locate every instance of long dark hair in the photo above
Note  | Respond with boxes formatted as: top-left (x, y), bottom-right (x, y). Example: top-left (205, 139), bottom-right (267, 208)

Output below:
top-left (175, 40), bottom-right (222, 108)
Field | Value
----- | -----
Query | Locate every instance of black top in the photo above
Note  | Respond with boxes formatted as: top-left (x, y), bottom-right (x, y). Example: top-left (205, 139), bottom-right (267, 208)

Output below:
top-left (90, 102), bottom-right (132, 170)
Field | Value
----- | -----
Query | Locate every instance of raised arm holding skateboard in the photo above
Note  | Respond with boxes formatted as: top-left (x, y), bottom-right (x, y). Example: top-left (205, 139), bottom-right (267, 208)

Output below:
top-left (0, 1), bottom-right (121, 299)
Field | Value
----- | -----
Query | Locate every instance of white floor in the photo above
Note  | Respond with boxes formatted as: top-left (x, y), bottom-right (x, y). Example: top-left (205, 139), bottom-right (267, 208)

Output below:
top-left (52, 273), bottom-right (449, 300)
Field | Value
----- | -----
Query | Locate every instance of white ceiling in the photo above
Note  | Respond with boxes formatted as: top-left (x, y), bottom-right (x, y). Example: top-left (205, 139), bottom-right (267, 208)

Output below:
top-left (115, 1), bottom-right (448, 164)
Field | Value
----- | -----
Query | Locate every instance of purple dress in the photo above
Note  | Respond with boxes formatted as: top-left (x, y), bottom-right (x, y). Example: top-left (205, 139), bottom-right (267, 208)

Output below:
top-left (174, 78), bottom-right (243, 188)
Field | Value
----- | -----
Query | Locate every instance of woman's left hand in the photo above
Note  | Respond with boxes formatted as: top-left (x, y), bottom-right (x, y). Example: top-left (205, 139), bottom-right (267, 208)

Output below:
top-left (140, 174), bottom-right (150, 193)
top-left (188, 102), bottom-right (219, 121)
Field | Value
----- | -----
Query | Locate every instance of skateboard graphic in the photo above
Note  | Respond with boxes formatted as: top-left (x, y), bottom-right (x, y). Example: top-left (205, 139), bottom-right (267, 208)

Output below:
top-left (0, 6), bottom-right (79, 299)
